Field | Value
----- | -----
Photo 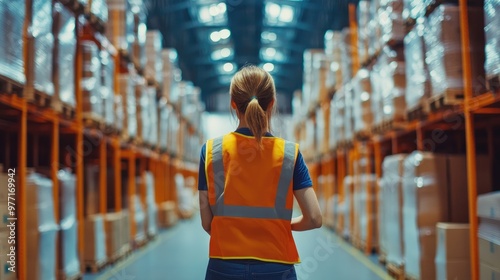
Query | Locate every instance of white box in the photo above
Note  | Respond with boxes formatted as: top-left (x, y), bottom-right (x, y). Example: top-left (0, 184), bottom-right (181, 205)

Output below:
top-left (478, 192), bottom-right (500, 221)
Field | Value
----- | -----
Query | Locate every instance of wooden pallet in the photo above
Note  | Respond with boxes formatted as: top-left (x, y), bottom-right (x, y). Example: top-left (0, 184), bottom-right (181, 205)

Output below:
top-left (103, 123), bottom-right (121, 135)
top-left (133, 235), bottom-right (148, 249)
top-left (378, 252), bottom-right (387, 266)
top-left (0, 75), bottom-right (24, 96)
top-left (109, 244), bottom-right (132, 264)
top-left (387, 262), bottom-right (405, 280)
top-left (406, 102), bottom-right (429, 121)
top-left (427, 90), bottom-right (464, 112)
top-left (488, 74), bottom-right (500, 93)
top-left (60, 102), bottom-right (76, 119)
top-left (372, 119), bottom-right (406, 134)
top-left (23, 87), bottom-right (54, 108)
top-left (84, 259), bottom-right (107, 274)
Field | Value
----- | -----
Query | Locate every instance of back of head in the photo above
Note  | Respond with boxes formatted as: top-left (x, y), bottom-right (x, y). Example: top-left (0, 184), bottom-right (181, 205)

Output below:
top-left (230, 65), bottom-right (276, 145)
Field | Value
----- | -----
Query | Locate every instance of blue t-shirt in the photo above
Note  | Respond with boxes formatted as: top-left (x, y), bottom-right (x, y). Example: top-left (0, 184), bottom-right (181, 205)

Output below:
top-left (197, 128), bottom-right (313, 191)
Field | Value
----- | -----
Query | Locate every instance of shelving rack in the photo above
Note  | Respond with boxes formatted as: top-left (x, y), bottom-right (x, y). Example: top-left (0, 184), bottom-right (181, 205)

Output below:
top-left (303, 1), bottom-right (499, 280)
top-left (0, 2), bottom-right (202, 279)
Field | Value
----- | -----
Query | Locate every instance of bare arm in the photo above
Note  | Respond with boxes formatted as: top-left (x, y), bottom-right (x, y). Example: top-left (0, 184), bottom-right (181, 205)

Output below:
top-left (199, 191), bottom-right (213, 235)
top-left (291, 187), bottom-right (322, 231)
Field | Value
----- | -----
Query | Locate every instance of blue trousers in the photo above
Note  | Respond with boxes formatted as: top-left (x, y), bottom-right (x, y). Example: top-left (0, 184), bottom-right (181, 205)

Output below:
top-left (205, 258), bottom-right (297, 280)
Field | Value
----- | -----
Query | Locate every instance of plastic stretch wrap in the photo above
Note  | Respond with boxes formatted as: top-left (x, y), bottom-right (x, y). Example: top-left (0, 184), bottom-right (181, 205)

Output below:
top-left (54, 3), bottom-right (76, 107)
top-left (145, 31), bottom-right (163, 83)
top-left (104, 212), bottom-right (123, 258)
top-left (26, 171), bottom-right (58, 280)
top-left (114, 94), bottom-right (124, 131)
top-left (168, 112), bottom-right (179, 156)
top-left (30, 0), bottom-right (55, 96)
top-left (146, 87), bottom-right (158, 146)
top-left (331, 88), bottom-right (345, 149)
top-left (134, 77), bottom-right (148, 142)
top-left (90, 0), bottom-right (108, 23)
top-left (131, 195), bottom-right (146, 241)
top-left (81, 41), bottom-right (103, 119)
top-left (368, 19), bottom-right (382, 57)
top-left (106, 0), bottom-right (133, 51)
top-left (303, 50), bottom-right (325, 106)
top-left (404, 23), bottom-right (430, 110)
top-left (343, 176), bottom-right (353, 237)
top-left (484, 0), bottom-right (500, 77)
top-left (377, 178), bottom-right (386, 255)
top-left (340, 28), bottom-right (353, 84)
top-left (403, 152), bottom-right (449, 280)
top-left (101, 50), bottom-right (115, 126)
top-left (132, 3), bottom-right (147, 69)
top-left (352, 69), bottom-right (373, 134)
top-left (324, 31), bottom-right (343, 89)
top-left (58, 168), bottom-right (80, 277)
top-left (425, 5), bottom-right (486, 98)
top-left (145, 172), bottom-right (158, 236)
top-left (176, 173), bottom-right (194, 213)
top-left (158, 100), bottom-right (169, 150)
top-left (161, 49), bottom-right (178, 98)
top-left (118, 73), bottom-right (137, 138)
top-left (344, 84), bottom-right (355, 142)
top-left (84, 215), bottom-right (107, 263)
top-left (354, 174), bottom-right (377, 244)
top-left (316, 108), bottom-right (324, 154)
top-left (378, 0), bottom-right (405, 45)
top-left (380, 154), bottom-right (406, 266)
top-left (403, 0), bottom-right (425, 20)
top-left (369, 66), bottom-right (383, 126)
top-left (358, 1), bottom-right (371, 63)
top-left (0, 1), bottom-right (25, 83)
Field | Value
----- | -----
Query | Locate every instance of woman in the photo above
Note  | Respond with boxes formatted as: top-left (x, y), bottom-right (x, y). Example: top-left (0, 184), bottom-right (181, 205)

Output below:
top-left (198, 65), bottom-right (322, 280)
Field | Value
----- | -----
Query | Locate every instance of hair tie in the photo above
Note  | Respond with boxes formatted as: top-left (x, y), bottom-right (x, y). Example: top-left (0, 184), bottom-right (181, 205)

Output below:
top-left (251, 96), bottom-right (257, 101)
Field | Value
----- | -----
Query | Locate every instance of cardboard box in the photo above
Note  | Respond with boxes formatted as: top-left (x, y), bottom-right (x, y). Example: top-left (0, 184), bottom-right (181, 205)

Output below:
top-left (104, 212), bottom-right (123, 258)
top-left (158, 201), bottom-right (178, 228)
top-left (84, 215), bottom-right (107, 263)
top-left (436, 223), bottom-right (470, 260)
top-left (448, 155), bottom-right (492, 223)
top-left (479, 237), bottom-right (500, 270)
top-left (27, 227), bottom-right (58, 280)
top-left (84, 165), bottom-right (100, 216)
top-left (478, 192), bottom-right (500, 220)
top-left (436, 260), bottom-right (471, 280)
top-left (121, 211), bottom-right (131, 250)
top-left (480, 262), bottom-right (500, 280)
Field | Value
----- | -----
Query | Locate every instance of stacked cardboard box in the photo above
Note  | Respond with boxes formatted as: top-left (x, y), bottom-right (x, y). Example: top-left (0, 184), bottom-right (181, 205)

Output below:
top-left (352, 69), bottom-right (374, 135)
top-left (88, 0), bottom-right (108, 23)
top-left (144, 172), bottom-right (158, 236)
top-left (357, 1), bottom-right (371, 63)
top-left (324, 30), bottom-right (343, 90)
top-left (131, 0), bottom-right (147, 69)
top-left (118, 71), bottom-right (137, 140)
top-left (340, 28), bottom-right (353, 84)
top-left (478, 192), bottom-right (500, 279)
top-left (378, 0), bottom-right (405, 45)
top-left (343, 176), bottom-right (354, 238)
top-left (106, 0), bottom-right (133, 51)
top-left (26, 171), bottom-right (58, 280)
top-left (58, 169), bottom-right (80, 279)
top-left (435, 223), bottom-right (471, 279)
top-left (144, 31), bottom-right (163, 84)
top-left (101, 50), bottom-right (115, 127)
top-left (158, 201), bottom-right (179, 228)
top-left (84, 215), bottom-right (107, 264)
top-left (104, 212), bottom-right (123, 259)
top-left (402, 0), bottom-right (425, 20)
top-left (161, 49), bottom-right (181, 102)
top-left (134, 76), bottom-right (148, 144)
top-left (0, 1), bottom-right (25, 84)
top-left (85, 164), bottom-right (100, 216)
top-left (130, 195), bottom-right (146, 243)
top-left (424, 5), bottom-right (486, 99)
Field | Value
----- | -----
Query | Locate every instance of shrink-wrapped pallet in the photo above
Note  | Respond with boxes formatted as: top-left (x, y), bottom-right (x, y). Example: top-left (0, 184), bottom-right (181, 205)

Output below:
top-left (104, 212), bottom-right (122, 259)
top-left (368, 19), bottom-right (383, 57)
top-left (380, 154), bottom-right (406, 267)
top-left (106, 0), bottom-right (133, 51)
top-left (425, 5), bottom-right (486, 100)
top-left (403, 152), bottom-right (449, 280)
top-left (145, 31), bottom-right (163, 83)
top-left (340, 28), bottom-right (353, 84)
top-left (344, 84), bottom-right (355, 142)
top-left (403, 0), bottom-right (425, 20)
top-left (144, 171), bottom-right (158, 236)
top-left (477, 192), bottom-right (500, 276)
top-left (0, 1), bottom-right (25, 84)
top-left (101, 50), bottom-right (115, 126)
top-left (53, 3), bottom-right (77, 107)
top-left (358, 1), bottom-right (371, 63)
top-left (353, 174), bottom-right (377, 246)
top-left (145, 87), bottom-right (158, 146)
top-left (167, 111), bottom-right (179, 156)
top-left (379, 0), bottom-right (405, 45)
top-left (435, 223), bottom-right (471, 280)
top-left (352, 69), bottom-right (373, 135)
top-left (27, 0), bottom-right (55, 97)
top-left (330, 88), bottom-right (345, 149)
top-left (161, 49), bottom-right (178, 99)
top-left (84, 215), bottom-right (107, 264)
top-left (130, 195), bottom-right (146, 243)
top-left (134, 77), bottom-right (148, 143)
top-left (114, 94), bottom-right (124, 132)
top-left (25, 171), bottom-right (58, 280)
top-left (324, 30), bottom-right (343, 89)
top-left (81, 41), bottom-right (103, 120)
top-left (484, 0), bottom-right (500, 83)
top-left (131, 0), bottom-right (147, 69)
top-left (343, 176), bottom-right (354, 238)
top-left (158, 201), bottom-right (178, 228)
top-left (158, 98), bottom-right (169, 150)
top-left (118, 73), bottom-right (137, 139)
top-left (404, 23), bottom-right (430, 111)
top-left (58, 169), bottom-right (80, 278)
top-left (303, 49), bottom-right (326, 107)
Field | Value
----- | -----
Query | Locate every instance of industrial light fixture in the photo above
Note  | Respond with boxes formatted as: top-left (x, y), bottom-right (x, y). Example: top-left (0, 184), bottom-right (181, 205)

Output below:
top-left (265, 2), bottom-right (281, 18)
top-left (265, 47), bottom-right (276, 57)
top-left (210, 31), bottom-right (221, 42)
top-left (279, 5), bottom-right (294, 22)
top-left (219, 29), bottom-right (231, 40)
top-left (263, 62), bottom-right (275, 72)
top-left (223, 62), bottom-right (234, 72)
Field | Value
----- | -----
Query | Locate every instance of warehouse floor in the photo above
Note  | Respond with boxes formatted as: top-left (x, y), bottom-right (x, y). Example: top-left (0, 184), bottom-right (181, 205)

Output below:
top-left (84, 214), bottom-right (391, 280)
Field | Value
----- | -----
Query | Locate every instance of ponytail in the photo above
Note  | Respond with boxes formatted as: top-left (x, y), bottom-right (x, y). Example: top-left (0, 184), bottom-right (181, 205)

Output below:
top-left (245, 98), bottom-right (267, 145)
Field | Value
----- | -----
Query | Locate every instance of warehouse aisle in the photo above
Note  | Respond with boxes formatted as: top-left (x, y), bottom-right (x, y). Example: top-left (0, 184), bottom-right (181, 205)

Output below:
top-left (85, 214), bottom-right (390, 280)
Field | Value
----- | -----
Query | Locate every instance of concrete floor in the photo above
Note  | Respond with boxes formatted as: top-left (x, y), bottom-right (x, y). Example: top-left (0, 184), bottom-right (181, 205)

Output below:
top-left (84, 215), bottom-right (391, 280)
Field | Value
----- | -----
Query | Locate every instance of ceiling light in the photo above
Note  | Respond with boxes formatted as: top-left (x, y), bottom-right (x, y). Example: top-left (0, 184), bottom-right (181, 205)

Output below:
top-left (265, 2), bottom-right (281, 18)
top-left (209, 4), bottom-right (219, 16)
top-left (217, 3), bottom-right (227, 14)
top-left (261, 31), bottom-right (277, 42)
top-left (265, 47), bottom-right (276, 57)
top-left (219, 29), bottom-right (231, 40)
top-left (210, 31), bottom-right (221, 42)
top-left (199, 6), bottom-right (211, 23)
top-left (223, 62), bottom-right (234, 72)
top-left (220, 48), bottom-right (231, 58)
top-left (279, 5), bottom-right (294, 22)
top-left (263, 62), bottom-right (274, 72)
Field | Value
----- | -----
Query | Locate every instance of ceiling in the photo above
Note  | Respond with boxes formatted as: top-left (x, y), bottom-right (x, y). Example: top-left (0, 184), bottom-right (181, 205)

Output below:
top-left (146, 0), bottom-right (357, 112)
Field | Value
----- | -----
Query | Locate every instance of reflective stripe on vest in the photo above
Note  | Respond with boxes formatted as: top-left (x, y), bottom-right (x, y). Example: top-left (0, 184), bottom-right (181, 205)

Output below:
top-left (209, 136), bottom-right (295, 220)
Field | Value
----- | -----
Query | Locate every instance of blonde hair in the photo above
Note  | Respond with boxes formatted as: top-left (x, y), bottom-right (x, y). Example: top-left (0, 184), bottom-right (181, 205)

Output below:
top-left (230, 65), bottom-right (276, 145)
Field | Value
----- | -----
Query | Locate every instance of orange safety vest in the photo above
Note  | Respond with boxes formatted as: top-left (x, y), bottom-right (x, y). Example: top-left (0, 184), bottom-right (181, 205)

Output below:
top-left (205, 132), bottom-right (300, 264)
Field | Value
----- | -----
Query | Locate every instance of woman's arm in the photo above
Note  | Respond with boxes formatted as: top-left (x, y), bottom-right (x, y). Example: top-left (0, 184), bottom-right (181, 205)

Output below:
top-left (199, 190), bottom-right (213, 235)
top-left (292, 187), bottom-right (322, 231)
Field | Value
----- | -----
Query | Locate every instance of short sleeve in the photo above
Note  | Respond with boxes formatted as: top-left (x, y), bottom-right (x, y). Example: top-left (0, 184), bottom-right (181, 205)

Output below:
top-left (198, 143), bottom-right (208, 191)
top-left (293, 150), bottom-right (313, 190)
